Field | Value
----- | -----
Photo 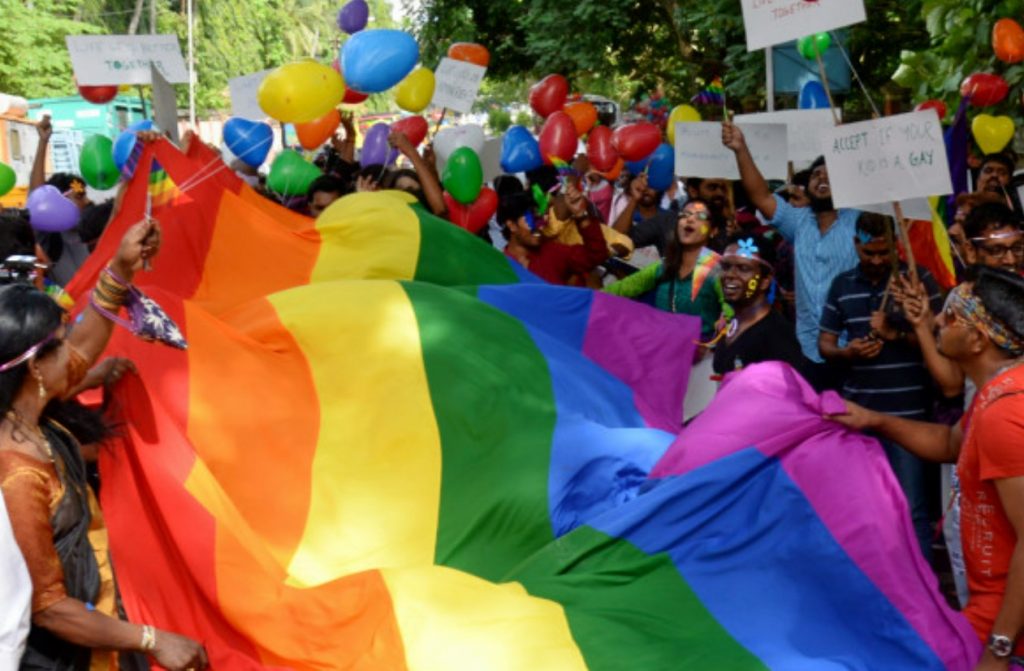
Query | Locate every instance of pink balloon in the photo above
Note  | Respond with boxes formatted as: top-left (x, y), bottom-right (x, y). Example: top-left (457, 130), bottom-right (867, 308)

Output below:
top-left (612, 122), bottom-right (662, 162)
top-left (26, 185), bottom-right (79, 232)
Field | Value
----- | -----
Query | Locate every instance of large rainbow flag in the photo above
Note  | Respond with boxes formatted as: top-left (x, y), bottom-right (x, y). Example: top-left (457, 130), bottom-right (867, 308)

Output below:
top-left (67, 139), bottom-right (981, 669)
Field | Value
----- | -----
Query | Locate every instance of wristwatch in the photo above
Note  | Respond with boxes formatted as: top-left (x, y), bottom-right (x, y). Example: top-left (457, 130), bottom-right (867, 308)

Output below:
top-left (987, 633), bottom-right (1014, 658)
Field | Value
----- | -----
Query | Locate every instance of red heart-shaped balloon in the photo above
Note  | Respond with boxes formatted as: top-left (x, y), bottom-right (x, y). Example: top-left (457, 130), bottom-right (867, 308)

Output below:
top-left (612, 122), bottom-right (662, 162)
top-left (392, 116), bottom-right (428, 146)
top-left (538, 111), bottom-right (577, 165)
top-left (78, 84), bottom-right (118, 105)
top-left (529, 74), bottom-right (569, 119)
top-left (914, 100), bottom-right (947, 121)
top-left (444, 187), bottom-right (497, 234)
top-left (961, 73), bottom-right (1009, 107)
top-left (587, 126), bottom-right (618, 172)
top-left (342, 85), bottom-right (369, 104)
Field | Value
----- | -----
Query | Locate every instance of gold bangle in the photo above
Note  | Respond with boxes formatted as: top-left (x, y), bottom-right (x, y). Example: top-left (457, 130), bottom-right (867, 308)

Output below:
top-left (97, 272), bottom-right (129, 298)
top-left (140, 624), bottom-right (157, 652)
top-left (92, 285), bottom-right (124, 308)
top-left (91, 288), bottom-right (122, 312)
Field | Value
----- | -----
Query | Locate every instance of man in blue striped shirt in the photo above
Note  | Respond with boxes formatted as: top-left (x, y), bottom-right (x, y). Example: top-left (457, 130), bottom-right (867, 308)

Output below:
top-left (722, 123), bottom-right (860, 389)
top-left (818, 212), bottom-right (944, 559)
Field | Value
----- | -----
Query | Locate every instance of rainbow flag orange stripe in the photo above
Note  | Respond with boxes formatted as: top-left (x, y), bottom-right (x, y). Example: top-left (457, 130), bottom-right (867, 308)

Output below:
top-left (65, 140), bottom-right (980, 669)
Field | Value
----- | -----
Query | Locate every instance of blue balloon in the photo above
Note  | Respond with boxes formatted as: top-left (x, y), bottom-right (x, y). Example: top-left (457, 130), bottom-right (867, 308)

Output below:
top-left (341, 29), bottom-right (419, 94)
top-left (799, 79), bottom-right (830, 110)
top-left (499, 126), bottom-right (542, 173)
top-left (113, 119), bottom-right (157, 174)
top-left (624, 159), bottom-right (647, 176)
top-left (646, 143), bottom-right (675, 192)
top-left (223, 117), bottom-right (273, 168)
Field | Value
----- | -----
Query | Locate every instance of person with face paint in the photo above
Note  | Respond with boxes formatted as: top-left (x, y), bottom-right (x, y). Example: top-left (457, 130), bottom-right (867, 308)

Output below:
top-left (605, 199), bottom-right (726, 339)
top-left (498, 179), bottom-right (609, 285)
top-left (712, 235), bottom-right (802, 376)
top-left (722, 122), bottom-right (861, 391)
top-left (819, 212), bottom-right (944, 561)
top-left (829, 267), bottom-right (1024, 671)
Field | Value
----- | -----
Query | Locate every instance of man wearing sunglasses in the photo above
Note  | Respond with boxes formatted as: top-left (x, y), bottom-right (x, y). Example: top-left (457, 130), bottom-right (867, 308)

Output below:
top-left (830, 267), bottom-right (1024, 671)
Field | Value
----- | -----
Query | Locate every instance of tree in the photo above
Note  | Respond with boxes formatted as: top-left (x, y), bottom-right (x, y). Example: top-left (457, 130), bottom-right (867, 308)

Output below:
top-left (895, 0), bottom-right (1024, 128)
top-left (410, 0), bottom-right (929, 118)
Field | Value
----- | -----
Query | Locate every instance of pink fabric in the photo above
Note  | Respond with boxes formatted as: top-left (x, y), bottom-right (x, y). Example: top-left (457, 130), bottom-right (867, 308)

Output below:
top-left (652, 362), bottom-right (982, 670)
top-left (583, 293), bottom-right (698, 432)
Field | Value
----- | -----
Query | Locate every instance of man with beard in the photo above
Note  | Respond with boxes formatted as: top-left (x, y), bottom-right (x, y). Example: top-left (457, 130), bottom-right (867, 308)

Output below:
top-left (829, 267), bottom-right (1024, 671)
top-left (722, 122), bottom-right (860, 390)
top-left (819, 212), bottom-right (944, 561)
top-left (975, 153), bottom-right (1015, 201)
top-left (712, 234), bottom-right (802, 377)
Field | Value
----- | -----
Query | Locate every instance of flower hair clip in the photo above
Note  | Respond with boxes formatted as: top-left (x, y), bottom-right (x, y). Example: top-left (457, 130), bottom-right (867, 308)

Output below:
top-left (856, 230), bottom-right (874, 245)
top-left (736, 238), bottom-right (759, 259)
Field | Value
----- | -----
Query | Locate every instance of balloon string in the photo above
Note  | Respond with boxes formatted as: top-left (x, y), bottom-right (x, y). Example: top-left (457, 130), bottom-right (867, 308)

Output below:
top-left (828, 31), bottom-right (882, 119)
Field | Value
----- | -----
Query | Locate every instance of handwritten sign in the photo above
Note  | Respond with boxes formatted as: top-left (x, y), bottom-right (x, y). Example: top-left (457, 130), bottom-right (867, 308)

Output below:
top-left (229, 70), bottom-right (272, 121)
top-left (860, 198), bottom-right (935, 222)
top-left (431, 58), bottom-right (486, 114)
top-left (741, 0), bottom-right (866, 51)
top-left (822, 110), bottom-right (952, 210)
top-left (675, 122), bottom-right (788, 180)
top-left (733, 109), bottom-right (839, 163)
top-left (66, 35), bottom-right (187, 86)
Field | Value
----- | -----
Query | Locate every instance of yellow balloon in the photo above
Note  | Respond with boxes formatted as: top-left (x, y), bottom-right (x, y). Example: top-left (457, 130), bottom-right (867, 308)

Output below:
top-left (258, 59), bottom-right (345, 124)
top-left (667, 104), bottom-right (702, 145)
top-left (118, 84), bottom-right (133, 93)
top-left (972, 114), bottom-right (1016, 155)
top-left (394, 67), bottom-right (435, 114)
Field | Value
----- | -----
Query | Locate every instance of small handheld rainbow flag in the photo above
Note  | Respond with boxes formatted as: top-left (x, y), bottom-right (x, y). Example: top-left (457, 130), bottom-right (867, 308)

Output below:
top-left (691, 77), bottom-right (725, 106)
top-left (691, 246), bottom-right (721, 300)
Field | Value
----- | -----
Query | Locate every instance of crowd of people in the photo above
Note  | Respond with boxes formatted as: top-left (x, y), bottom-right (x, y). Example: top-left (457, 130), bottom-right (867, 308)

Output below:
top-left (1, 100), bottom-right (1024, 669)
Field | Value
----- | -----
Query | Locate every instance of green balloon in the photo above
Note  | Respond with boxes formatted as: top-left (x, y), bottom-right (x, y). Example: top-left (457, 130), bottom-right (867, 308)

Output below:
top-left (796, 32), bottom-right (832, 60)
top-left (442, 147), bottom-right (483, 205)
top-left (0, 161), bottom-right (15, 197)
top-left (79, 135), bottom-right (119, 190)
top-left (267, 150), bottom-right (322, 197)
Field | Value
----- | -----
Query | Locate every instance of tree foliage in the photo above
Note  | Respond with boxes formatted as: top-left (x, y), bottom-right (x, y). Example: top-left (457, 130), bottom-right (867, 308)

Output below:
top-left (896, 0), bottom-right (1024, 127)
top-left (0, 0), bottom-right (398, 115)
top-left (410, 0), bottom-right (928, 117)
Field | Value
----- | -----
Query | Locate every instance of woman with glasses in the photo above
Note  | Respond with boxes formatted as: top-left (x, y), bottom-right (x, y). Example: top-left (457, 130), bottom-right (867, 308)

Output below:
top-left (605, 198), bottom-right (726, 339)
top-left (0, 218), bottom-right (206, 671)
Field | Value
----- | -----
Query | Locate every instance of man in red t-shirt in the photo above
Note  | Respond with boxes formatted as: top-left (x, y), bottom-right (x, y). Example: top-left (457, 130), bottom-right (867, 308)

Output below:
top-left (499, 179), bottom-right (609, 286)
top-left (830, 267), bottom-right (1024, 671)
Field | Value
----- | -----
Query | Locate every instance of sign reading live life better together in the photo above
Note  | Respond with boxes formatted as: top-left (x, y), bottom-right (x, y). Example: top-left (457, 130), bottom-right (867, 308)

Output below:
top-left (66, 35), bottom-right (188, 86)
top-left (741, 0), bottom-right (866, 51)
top-left (822, 110), bottom-right (953, 210)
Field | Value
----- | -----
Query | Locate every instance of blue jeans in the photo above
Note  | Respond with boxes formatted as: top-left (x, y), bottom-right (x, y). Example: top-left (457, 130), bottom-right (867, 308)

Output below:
top-left (881, 438), bottom-right (932, 563)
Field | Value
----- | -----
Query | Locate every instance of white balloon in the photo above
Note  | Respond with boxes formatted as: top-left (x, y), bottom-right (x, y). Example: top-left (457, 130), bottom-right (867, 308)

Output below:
top-left (433, 124), bottom-right (486, 164)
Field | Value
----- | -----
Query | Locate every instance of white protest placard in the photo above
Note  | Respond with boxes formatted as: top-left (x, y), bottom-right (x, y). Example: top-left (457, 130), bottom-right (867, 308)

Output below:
top-left (150, 64), bottom-right (179, 143)
top-left (733, 109), bottom-right (838, 163)
top-left (822, 110), bottom-right (952, 210)
top-left (66, 35), bottom-right (187, 85)
top-left (675, 122), bottom-right (788, 180)
top-left (229, 70), bottom-right (272, 121)
top-left (741, 0), bottom-right (866, 51)
top-left (431, 57), bottom-right (486, 114)
top-left (860, 198), bottom-right (935, 222)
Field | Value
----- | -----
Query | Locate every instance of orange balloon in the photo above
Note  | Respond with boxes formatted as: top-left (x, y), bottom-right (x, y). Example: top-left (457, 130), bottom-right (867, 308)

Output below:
top-left (994, 18), bottom-right (1024, 64)
top-left (598, 157), bottom-right (624, 181)
top-left (447, 42), bottom-right (490, 67)
top-left (564, 102), bottom-right (598, 137)
top-left (295, 109), bottom-right (341, 151)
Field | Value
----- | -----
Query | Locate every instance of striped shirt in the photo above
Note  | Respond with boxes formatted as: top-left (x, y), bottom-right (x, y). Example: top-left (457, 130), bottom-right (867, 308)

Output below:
top-left (768, 195), bottom-right (860, 362)
top-left (820, 265), bottom-right (943, 418)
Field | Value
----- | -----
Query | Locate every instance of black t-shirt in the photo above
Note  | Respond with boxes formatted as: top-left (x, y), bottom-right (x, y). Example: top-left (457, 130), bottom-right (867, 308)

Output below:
top-left (713, 310), bottom-right (803, 376)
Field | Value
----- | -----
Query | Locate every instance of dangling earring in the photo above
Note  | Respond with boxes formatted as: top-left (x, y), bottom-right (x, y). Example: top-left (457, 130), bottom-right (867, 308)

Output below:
top-left (745, 275), bottom-right (761, 299)
top-left (32, 368), bottom-right (46, 401)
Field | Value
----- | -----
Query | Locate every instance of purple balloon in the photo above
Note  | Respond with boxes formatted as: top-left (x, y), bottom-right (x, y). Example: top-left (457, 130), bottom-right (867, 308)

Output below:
top-left (337, 0), bottom-right (369, 34)
top-left (360, 123), bottom-right (398, 168)
top-left (26, 185), bottom-right (80, 232)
